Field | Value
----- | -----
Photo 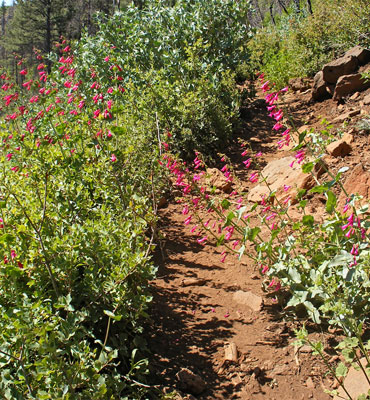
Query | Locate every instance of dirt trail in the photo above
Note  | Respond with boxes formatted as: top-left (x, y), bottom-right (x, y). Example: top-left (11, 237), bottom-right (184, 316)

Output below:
top-left (146, 84), bottom-right (370, 399)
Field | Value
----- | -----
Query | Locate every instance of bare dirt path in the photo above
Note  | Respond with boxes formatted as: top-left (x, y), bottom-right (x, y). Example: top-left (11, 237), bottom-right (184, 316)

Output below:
top-left (145, 83), bottom-right (370, 399)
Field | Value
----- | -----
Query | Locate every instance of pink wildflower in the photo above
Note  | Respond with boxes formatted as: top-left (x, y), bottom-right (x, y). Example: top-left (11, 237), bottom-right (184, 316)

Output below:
top-left (225, 226), bottom-right (234, 240)
top-left (268, 279), bottom-right (276, 288)
top-left (261, 265), bottom-right (269, 274)
top-left (345, 227), bottom-right (355, 238)
top-left (295, 149), bottom-right (305, 164)
top-left (191, 225), bottom-right (198, 233)
top-left (350, 245), bottom-right (359, 256)
top-left (249, 172), bottom-right (258, 183)
top-left (232, 240), bottom-right (239, 249)
top-left (273, 122), bottom-right (283, 131)
top-left (261, 81), bottom-right (270, 92)
top-left (197, 236), bottom-right (207, 245)
top-left (183, 185), bottom-right (191, 194)
top-left (266, 213), bottom-right (277, 221)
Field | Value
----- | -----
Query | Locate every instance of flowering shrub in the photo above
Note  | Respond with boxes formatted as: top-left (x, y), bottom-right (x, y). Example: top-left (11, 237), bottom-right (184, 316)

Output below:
top-left (161, 75), bottom-right (370, 335)
top-left (0, 41), bottom-right (158, 398)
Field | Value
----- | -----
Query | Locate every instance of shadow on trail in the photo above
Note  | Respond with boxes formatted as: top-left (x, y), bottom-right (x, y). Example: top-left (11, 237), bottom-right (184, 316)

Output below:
top-left (144, 96), bottom-right (281, 398)
top-left (146, 247), bottom-right (237, 399)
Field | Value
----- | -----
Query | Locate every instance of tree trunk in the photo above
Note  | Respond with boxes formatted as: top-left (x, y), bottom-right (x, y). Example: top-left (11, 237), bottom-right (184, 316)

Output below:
top-left (87, 0), bottom-right (92, 35)
top-left (269, 3), bottom-right (275, 25)
top-left (133, 0), bottom-right (144, 9)
top-left (1, 1), bottom-right (5, 36)
top-left (277, 0), bottom-right (289, 15)
top-left (46, 0), bottom-right (51, 72)
top-left (1, 1), bottom-right (5, 59)
top-left (307, 0), bottom-right (313, 14)
top-left (253, 0), bottom-right (264, 25)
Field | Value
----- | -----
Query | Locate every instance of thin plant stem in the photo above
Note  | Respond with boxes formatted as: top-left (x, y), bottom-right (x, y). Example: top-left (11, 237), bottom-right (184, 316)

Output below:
top-left (11, 191), bottom-right (60, 298)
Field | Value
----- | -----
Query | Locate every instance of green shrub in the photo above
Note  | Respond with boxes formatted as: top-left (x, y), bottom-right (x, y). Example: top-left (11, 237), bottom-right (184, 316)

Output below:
top-left (248, 0), bottom-right (370, 87)
top-left (76, 0), bottom-right (252, 158)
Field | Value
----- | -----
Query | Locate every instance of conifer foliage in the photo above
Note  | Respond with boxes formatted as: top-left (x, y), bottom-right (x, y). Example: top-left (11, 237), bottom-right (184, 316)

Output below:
top-left (0, 0), bottom-right (120, 74)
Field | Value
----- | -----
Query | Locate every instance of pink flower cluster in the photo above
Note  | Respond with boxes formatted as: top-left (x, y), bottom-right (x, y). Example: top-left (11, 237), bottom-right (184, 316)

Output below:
top-left (259, 74), bottom-right (305, 167)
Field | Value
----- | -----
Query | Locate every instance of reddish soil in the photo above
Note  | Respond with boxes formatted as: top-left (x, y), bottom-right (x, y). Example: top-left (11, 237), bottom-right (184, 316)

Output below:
top-left (145, 83), bottom-right (370, 399)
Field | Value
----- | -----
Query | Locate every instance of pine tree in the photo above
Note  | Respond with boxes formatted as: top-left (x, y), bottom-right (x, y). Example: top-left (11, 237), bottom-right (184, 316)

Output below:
top-left (1, 0), bottom-right (74, 71)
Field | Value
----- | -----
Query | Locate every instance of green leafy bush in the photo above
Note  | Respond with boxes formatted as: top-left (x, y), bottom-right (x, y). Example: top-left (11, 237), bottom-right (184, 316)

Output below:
top-left (76, 0), bottom-right (252, 157)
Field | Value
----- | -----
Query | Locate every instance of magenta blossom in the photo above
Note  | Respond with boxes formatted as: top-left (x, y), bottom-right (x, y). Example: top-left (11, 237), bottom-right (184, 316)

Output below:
top-left (197, 236), bottom-right (207, 245)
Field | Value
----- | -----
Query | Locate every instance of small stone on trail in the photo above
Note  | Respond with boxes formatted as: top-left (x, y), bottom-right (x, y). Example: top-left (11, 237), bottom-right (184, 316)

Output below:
top-left (247, 156), bottom-right (315, 204)
top-left (271, 364), bottom-right (290, 376)
top-left (181, 278), bottom-right (206, 287)
top-left (338, 163), bottom-right (370, 207)
top-left (298, 125), bottom-right (310, 134)
top-left (232, 290), bottom-right (263, 312)
top-left (204, 168), bottom-right (233, 193)
top-left (333, 109), bottom-right (360, 123)
top-left (364, 93), bottom-right (370, 105)
top-left (334, 358), bottom-right (369, 400)
top-left (322, 55), bottom-right (358, 84)
top-left (311, 71), bottom-right (328, 101)
top-left (326, 138), bottom-right (352, 157)
top-left (342, 132), bottom-right (354, 144)
top-left (299, 345), bottom-right (313, 353)
top-left (305, 377), bottom-right (315, 388)
top-left (334, 73), bottom-right (370, 101)
top-left (249, 136), bottom-right (262, 143)
top-left (224, 342), bottom-right (238, 362)
top-left (345, 45), bottom-right (370, 65)
top-left (176, 368), bottom-right (206, 395)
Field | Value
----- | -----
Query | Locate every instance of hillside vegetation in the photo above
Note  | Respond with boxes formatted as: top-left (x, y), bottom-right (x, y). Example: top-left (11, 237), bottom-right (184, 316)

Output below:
top-left (0, 0), bottom-right (369, 398)
top-left (248, 0), bottom-right (370, 87)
